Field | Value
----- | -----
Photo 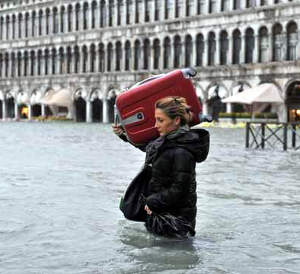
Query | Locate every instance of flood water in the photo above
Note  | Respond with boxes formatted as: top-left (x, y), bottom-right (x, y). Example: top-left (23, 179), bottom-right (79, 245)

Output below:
top-left (0, 122), bottom-right (299, 274)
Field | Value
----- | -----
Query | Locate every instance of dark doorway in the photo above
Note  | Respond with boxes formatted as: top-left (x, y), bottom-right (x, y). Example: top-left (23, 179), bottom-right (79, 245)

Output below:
top-left (7, 98), bottom-right (15, 118)
top-left (108, 96), bottom-right (116, 123)
top-left (32, 104), bottom-right (42, 117)
top-left (0, 100), bottom-right (2, 119)
top-left (75, 97), bottom-right (86, 122)
top-left (286, 81), bottom-right (300, 122)
top-left (92, 98), bottom-right (103, 122)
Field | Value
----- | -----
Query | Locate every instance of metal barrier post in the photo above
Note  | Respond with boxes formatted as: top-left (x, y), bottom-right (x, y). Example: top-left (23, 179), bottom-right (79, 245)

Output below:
top-left (246, 122), bottom-right (250, 148)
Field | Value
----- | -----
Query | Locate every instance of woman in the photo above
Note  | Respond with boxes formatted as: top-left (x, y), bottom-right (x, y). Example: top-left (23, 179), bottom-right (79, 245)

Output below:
top-left (113, 96), bottom-right (209, 238)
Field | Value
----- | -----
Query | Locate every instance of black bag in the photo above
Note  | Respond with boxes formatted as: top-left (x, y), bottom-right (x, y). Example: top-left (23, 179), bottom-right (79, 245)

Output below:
top-left (145, 213), bottom-right (195, 238)
top-left (119, 166), bottom-right (151, 222)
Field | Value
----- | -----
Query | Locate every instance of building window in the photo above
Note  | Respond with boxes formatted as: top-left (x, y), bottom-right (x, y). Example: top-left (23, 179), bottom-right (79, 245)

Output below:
top-left (25, 13), bottom-right (29, 37)
top-left (165, 0), bottom-right (171, 19)
top-left (134, 40), bottom-right (141, 70)
top-left (145, 0), bottom-right (150, 22)
top-left (30, 51), bottom-right (35, 76)
top-left (185, 35), bottom-right (193, 67)
top-left (90, 44), bottom-right (96, 72)
top-left (232, 29), bottom-right (241, 64)
top-left (174, 36), bottom-right (181, 68)
top-left (67, 5), bottom-right (72, 32)
top-left (196, 33), bottom-right (204, 66)
top-left (52, 48), bottom-right (57, 74)
top-left (143, 39), bottom-right (150, 69)
top-left (117, 0), bottom-right (123, 26)
top-left (220, 31), bottom-right (228, 65)
top-left (45, 9), bottom-right (50, 34)
top-left (66, 47), bottom-right (72, 74)
top-left (259, 27), bottom-right (268, 63)
top-left (175, 0), bottom-right (181, 18)
top-left (287, 22), bottom-right (297, 61)
top-left (233, 0), bottom-right (241, 9)
top-left (154, 0), bottom-right (159, 20)
top-left (115, 42), bottom-right (122, 71)
top-left (53, 7), bottom-right (58, 34)
top-left (100, 0), bottom-right (106, 27)
top-left (83, 3), bottom-right (88, 30)
top-left (164, 37), bottom-right (171, 69)
top-left (126, 0), bottom-right (133, 24)
top-left (107, 43), bottom-right (113, 71)
top-left (74, 46), bottom-right (80, 73)
top-left (208, 32), bottom-right (216, 65)
top-left (197, 0), bottom-right (205, 14)
top-left (125, 41), bottom-right (131, 71)
top-left (153, 39), bottom-right (160, 69)
top-left (135, 0), bottom-right (141, 23)
top-left (75, 4), bottom-right (80, 31)
top-left (12, 15), bottom-right (16, 39)
top-left (272, 23), bottom-right (283, 61)
top-left (91, 1), bottom-right (97, 29)
top-left (99, 43), bottom-right (105, 72)
top-left (108, 1), bottom-right (113, 26)
top-left (221, 0), bottom-right (230, 11)
top-left (245, 28), bottom-right (254, 63)
top-left (37, 50), bottom-right (42, 75)
top-left (60, 6), bottom-right (65, 33)
top-left (209, 0), bottom-right (217, 13)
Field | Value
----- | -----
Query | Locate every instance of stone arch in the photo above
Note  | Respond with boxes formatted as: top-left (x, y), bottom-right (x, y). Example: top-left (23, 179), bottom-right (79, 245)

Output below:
top-left (153, 38), bottom-right (160, 70)
top-left (124, 40), bottom-right (131, 71)
top-left (232, 29), bottom-right (241, 64)
top-left (185, 35), bottom-right (193, 67)
top-left (143, 38), bottom-right (150, 70)
top-left (134, 39), bottom-right (141, 70)
top-left (115, 41), bottom-right (122, 71)
top-left (245, 28), bottom-right (254, 63)
top-left (208, 32), bottom-right (216, 66)
top-left (286, 21), bottom-right (298, 61)
top-left (163, 36), bottom-right (171, 69)
top-left (73, 88), bottom-right (87, 122)
top-left (174, 35), bottom-right (182, 68)
top-left (6, 91), bottom-right (15, 118)
top-left (90, 88), bottom-right (103, 122)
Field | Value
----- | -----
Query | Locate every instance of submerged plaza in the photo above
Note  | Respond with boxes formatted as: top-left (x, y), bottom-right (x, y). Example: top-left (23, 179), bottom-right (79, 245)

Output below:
top-left (0, 0), bottom-right (300, 122)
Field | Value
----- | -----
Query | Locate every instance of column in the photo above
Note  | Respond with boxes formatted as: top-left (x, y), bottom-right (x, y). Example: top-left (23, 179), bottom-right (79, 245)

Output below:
top-left (3, 18), bottom-right (7, 40)
top-left (80, 48), bottom-right (84, 73)
top-left (149, 42), bottom-right (154, 71)
top-left (63, 6), bottom-right (68, 33)
top-left (121, 1), bottom-right (127, 26)
top-left (2, 100), bottom-right (6, 120)
top-left (41, 10), bottom-right (46, 36)
top-left (48, 52), bottom-right (52, 75)
top-left (181, 40), bottom-right (185, 67)
top-left (226, 103), bottom-right (232, 113)
top-left (204, 39), bottom-right (209, 66)
top-left (282, 31), bottom-right (287, 61)
top-left (28, 14), bottom-right (32, 37)
top-left (268, 28), bottom-right (273, 62)
top-left (296, 30), bottom-right (300, 60)
top-left (240, 34), bottom-right (246, 64)
top-left (78, 6), bottom-right (83, 31)
top-left (159, 41), bottom-right (163, 70)
top-left (111, 45), bottom-right (115, 72)
top-left (28, 104), bottom-right (32, 120)
top-left (192, 36), bottom-right (197, 67)
top-left (86, 100), bottom-right (92, 122)
top-left (49, 10), bottom-right (53, 34)
top-left (34, 55), bottom-right (38, 76)
top-left (149, 0), bottom-right (155, 22)
top-left (215, 34), bottom-right (221, 65)
top-left (14, 102), bottom-right (19, 119)
top-left (140, 0), bottom-right (145, 24)
top-left (86, 48), bottom-right (91, 73)
top-left (41, 52), bottom-right (45, 75)
top-left (162, 0), bottom-right (166, 19)
top-left (41, 104), bottom-right (46, 117)
top-left (8, 53), bottom-right (12, 78)
top-left (205, 0), bottom-right (209, 14)
top-left (72, 4), bottom-right (77, 32)
top-left (253, 34), bottom-right (259, 63)
top-left (89, 4), bottom-right (94, 29)
top-left (56, 52), bottom-right (60, 75)
top-left (133, 0), bottom-right (137, 23)
top-left (230, 0), bottom-right (235, 10)
top-left (183, 0), bottom-right (187, 17)
top-left (102, 99), bottom-right (109, 123)
top-left (170, 41), bottom-right (174, 68)
top-left (202, 102), bottom-right (209, 115)
top-left (228, 36), bottom-right (233, 64)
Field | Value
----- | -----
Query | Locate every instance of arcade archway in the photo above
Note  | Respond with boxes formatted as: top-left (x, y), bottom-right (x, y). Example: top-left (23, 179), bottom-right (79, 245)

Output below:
top-left (286, 81), bottom-right (300, 122)
top-left (7, 97), bottom-right (15, 118)
top-left (92, 98), bottom-right (103, 122)
top-left (75, 97), bottom-right (86, 122)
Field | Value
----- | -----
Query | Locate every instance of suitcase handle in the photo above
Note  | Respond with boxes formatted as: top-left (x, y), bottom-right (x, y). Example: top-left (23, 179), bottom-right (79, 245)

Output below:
top-left (181, 68), bottom-right (197, 79)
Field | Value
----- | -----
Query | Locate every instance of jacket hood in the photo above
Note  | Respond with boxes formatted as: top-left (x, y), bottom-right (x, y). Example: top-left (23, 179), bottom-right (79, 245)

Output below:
top-left (167, 127), bottom-right (210, 163)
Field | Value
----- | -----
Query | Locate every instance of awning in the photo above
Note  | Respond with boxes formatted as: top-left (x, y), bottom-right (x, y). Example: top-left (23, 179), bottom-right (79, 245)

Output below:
top-left (41, 88), bottom-right (72, 107)
top-left (222, 83), bottom-right (284, 104)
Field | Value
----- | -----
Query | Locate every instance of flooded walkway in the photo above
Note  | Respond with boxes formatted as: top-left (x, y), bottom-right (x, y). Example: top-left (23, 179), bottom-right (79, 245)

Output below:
top-left (0, 122), bottom-right (299, 273)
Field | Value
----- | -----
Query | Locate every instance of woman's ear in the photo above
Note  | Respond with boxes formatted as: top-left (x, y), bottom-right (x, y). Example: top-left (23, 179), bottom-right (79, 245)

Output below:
top-left (174, 116), bottom-right (181, 126)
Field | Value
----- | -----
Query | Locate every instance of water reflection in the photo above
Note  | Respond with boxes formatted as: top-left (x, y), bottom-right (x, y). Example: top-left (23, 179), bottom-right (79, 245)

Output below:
top-left (0, 122), bottom-right (299, 274)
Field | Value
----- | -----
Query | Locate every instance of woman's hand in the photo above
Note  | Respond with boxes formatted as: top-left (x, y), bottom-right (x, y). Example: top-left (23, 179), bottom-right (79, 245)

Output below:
top-left (112, 124), bottom-right (124, 136)
top-left (144, 205), bottom-right (152, 215)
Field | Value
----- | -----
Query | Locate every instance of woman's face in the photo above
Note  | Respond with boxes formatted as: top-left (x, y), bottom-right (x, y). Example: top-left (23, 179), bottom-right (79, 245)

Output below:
top-left (154, 108), bottom-right (180, 136)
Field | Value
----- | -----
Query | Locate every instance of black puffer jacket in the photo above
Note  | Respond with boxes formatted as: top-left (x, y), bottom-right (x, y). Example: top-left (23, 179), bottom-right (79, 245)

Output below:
top-left (143, 127), bottom-right (209, 229)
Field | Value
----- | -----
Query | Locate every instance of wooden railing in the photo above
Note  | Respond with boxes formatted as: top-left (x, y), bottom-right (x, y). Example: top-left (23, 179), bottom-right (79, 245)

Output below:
top-left (245, 122), bottom-right (300, 151)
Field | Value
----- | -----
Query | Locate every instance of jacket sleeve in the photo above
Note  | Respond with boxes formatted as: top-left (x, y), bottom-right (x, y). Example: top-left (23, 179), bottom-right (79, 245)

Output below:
top-left (146, 148), bottom-right (194, 212)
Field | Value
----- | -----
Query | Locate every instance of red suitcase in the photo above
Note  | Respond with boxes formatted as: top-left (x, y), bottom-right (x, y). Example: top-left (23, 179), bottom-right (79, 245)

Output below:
top-left (115, 68), bottom-right (202, 145)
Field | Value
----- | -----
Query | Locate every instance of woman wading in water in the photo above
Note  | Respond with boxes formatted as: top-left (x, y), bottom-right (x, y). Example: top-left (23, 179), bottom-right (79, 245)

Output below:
top-left (113, 96), bottom-right (209, 238)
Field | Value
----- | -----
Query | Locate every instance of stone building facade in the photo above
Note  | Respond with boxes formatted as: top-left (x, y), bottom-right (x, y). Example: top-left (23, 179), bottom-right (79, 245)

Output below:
top-left (0, 0), bottom-right (300, 122)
